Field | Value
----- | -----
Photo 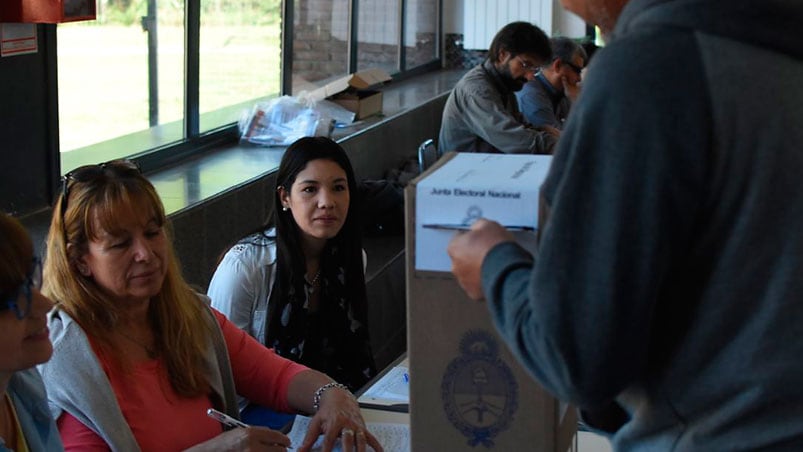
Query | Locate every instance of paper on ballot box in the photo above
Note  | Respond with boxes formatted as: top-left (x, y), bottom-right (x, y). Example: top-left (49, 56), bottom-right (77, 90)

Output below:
top-left (414, 153), bottom-right (552, 272)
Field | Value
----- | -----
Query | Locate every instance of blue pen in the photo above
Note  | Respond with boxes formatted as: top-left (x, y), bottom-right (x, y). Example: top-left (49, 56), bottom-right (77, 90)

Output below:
top-left (403, 372), bottom-right (409, 383)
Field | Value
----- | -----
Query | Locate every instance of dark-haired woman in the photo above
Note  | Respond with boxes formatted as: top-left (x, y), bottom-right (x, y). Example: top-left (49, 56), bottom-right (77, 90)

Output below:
top-left (208, 137), bottom-right (376, 396)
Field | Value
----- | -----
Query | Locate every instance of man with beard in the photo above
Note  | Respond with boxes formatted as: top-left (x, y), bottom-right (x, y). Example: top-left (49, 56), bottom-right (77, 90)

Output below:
top-left (438, 22), bottom-right (558, 154)
top-left (448, 0), bottom-right (803, 450)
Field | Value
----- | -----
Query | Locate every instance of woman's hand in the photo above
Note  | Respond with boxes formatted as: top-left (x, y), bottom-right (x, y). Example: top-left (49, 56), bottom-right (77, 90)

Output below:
top-left (298, 386), bottom-right (384, 452)
top-left (185, 426), bottom-right (292, 451)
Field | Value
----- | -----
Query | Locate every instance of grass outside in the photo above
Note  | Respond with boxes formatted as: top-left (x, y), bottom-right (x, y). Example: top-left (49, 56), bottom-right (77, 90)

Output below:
top-left (58, 23), bottom-right (281, 152)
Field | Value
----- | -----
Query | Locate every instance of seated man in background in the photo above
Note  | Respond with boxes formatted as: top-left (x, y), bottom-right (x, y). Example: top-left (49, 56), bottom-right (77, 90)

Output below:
top-left (438, 21), bottom-right (558, 154)
top-left (517, 37), bottom-right (587, 130)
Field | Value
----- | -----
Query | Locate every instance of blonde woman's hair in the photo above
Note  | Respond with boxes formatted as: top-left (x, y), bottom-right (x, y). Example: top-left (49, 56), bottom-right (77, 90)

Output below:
top-left (43, 164), bottom-right (213, 397)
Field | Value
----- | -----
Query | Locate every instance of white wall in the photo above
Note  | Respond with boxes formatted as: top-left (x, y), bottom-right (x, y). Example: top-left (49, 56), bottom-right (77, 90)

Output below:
top-left (443, 0), bottom-right (587, 48)
top-left (552, 0), bottom-right (586, 38)
top-left (443, 0), bottom-right (464, 34)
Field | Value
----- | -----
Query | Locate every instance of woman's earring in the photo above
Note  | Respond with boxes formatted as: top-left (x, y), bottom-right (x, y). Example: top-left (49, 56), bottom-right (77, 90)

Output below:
top-left (282, 206), bottom-right (289, 212)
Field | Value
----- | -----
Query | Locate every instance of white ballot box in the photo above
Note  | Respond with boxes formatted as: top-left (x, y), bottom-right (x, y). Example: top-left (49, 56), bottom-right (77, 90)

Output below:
top-left (405, 152), bottom-right (576, 451)
top-left (414, 152), bottom-right (551, 272)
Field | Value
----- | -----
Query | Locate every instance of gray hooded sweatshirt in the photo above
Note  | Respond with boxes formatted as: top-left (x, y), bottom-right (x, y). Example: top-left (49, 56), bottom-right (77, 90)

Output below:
top-left (481, 0), bottom-right (803, 450)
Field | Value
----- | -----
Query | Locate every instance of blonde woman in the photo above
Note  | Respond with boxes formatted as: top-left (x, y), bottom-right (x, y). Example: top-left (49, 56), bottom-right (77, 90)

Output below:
top-left (40, 161), bottom-right (381, 451)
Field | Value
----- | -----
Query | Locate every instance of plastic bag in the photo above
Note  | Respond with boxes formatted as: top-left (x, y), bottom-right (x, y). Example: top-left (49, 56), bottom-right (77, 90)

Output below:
top-left (239, 96), bottom-right (335, 146)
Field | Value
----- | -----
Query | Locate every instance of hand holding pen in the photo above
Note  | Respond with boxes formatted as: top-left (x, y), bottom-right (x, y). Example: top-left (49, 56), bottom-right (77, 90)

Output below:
top-left (447, 218), bottom-right (517, 301)
top-left (207, 408), bottom-right (250, 429)
top-left (196, 408), bottom-right (293, 451)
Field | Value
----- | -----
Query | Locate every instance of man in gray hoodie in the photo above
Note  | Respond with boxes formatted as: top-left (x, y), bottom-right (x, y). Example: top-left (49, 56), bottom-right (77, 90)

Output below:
top-left (448, 0), bottom-right (803, 450)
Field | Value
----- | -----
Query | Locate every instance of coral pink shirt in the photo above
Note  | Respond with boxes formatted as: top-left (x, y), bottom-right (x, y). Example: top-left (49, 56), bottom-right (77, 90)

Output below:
top-left (57, 309), bottom-right (307, 451)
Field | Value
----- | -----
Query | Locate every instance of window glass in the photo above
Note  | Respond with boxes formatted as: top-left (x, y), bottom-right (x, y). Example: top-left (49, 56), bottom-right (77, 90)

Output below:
top-left (56, 0), bottom-right (441, 175)
top-left (356, 0), bottom-right (400, 74)
top-left (291, 0), bottom-right (351, 95)
top-left (404, 0), bottom-right (438, 69)
top-left (58, 0), bottom-right (185, 172)
top-left (200, 0), bottom-right (282, 131)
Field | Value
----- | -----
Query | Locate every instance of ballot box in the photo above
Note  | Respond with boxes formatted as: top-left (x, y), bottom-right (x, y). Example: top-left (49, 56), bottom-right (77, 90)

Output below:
top-left (405, 152), bottom-right (576, 451)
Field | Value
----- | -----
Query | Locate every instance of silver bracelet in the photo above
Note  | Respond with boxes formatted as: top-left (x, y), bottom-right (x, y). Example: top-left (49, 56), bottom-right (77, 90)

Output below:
top-left (312, 382), bottom-right (350, 412)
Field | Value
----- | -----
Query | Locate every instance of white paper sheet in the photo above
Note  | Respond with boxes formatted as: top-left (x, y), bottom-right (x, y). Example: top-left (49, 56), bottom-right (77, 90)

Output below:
top-left (287, 415), bottom-right (409, 452)
top-left (414, 153), bottom-right (551, 271)
top-left (358, 366), bottom-right (409, 404)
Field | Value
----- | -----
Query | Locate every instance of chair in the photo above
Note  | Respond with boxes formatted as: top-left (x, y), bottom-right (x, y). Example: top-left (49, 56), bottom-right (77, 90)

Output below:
top-left (417, 138), bottom-right (441, 173)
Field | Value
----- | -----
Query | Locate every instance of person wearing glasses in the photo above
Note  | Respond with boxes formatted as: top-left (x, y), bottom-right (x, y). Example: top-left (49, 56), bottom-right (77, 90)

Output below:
top-left (39, 161), bottom-right (382, 451)
top-left (0, 213), bottom-right (63, 452)
top-left (516, 37), bottom-right (588, 131)
top-left (207, 137), bottom-right (375, 425)
top-left (438, 21), bottom-right (559, 155)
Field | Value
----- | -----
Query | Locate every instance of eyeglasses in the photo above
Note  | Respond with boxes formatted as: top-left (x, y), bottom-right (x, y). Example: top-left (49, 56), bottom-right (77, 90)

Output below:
top-left (2, 257), bottom-right (42, 320)
top-left (515, 56), bottom-right (539, 74)
top-left (60, 159), bottom-right (142, 243)
top-left (564, 61), bottom-right (584, 76)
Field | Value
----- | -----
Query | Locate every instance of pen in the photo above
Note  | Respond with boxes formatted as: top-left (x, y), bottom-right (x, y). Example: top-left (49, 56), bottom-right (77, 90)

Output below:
top-left (206, 408), bottom-right (250, 429)
top-left (422, 223), bottom-right (535, 232)
top-left (403, 372), bottom-right (409, 383)
top-left (358, 401), bottom-right (410, 413)
top-left (207, 408), bottom-right (295, 450)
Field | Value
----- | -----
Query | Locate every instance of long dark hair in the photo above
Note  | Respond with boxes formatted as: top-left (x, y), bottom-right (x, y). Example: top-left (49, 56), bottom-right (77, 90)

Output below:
top-left (265, 137), bottom-right (368, 345)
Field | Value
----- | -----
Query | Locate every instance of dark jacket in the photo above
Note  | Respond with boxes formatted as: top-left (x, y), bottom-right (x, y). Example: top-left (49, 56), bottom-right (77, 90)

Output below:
top-left (482, 0), bottom-right (803, 450)
top-left (438, 60), bottom-right (556, 154)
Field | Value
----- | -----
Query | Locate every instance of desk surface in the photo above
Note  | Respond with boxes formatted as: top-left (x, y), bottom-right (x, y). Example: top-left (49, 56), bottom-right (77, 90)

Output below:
top-left (360, 408), bottom-right (410, 425)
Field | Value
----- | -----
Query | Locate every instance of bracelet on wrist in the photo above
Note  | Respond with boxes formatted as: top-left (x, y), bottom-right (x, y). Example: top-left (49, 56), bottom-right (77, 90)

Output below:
top-left (312, 382), bottom-right (350, 412)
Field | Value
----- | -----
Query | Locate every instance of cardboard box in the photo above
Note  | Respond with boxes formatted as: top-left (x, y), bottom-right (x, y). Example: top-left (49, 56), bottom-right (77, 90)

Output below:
top-left (405, 152), bottom-right (576, 452)
top-left (309, 68), bottom-right (391, 120)
top-left (414, 152), bottom-right (552, 272)
top-left (0, 0), bottom-right (96, 23)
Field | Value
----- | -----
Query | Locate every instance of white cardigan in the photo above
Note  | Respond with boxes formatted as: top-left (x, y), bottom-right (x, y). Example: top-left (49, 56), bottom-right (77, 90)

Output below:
top-left (207, 229), bottom-right (367, 346)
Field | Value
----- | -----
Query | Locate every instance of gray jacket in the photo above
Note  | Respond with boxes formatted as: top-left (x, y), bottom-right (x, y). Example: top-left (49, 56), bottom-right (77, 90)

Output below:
top-left (438, 60), bottom-right (556, 154)
top-left (39, 297), bottom-right (238, 452)
top-left (482, 0), bottom-right (803, 450)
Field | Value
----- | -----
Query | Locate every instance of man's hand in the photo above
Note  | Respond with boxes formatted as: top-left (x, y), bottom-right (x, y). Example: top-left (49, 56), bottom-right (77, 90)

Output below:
top-left (535, 124), bottom-right (561, 138)
top-left (447, 219), bottom-right (516, 300)
top-left (561, 75), bottom-right (581, 103)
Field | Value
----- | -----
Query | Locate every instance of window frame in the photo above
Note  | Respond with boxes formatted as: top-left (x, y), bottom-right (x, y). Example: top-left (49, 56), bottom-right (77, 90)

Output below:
top-left (57, 0), bottom-right (443, 176)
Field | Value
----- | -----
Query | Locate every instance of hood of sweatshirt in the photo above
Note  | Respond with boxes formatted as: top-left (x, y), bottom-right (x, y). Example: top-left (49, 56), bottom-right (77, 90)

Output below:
top-left (613, 0), bottom-right (803, 61)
